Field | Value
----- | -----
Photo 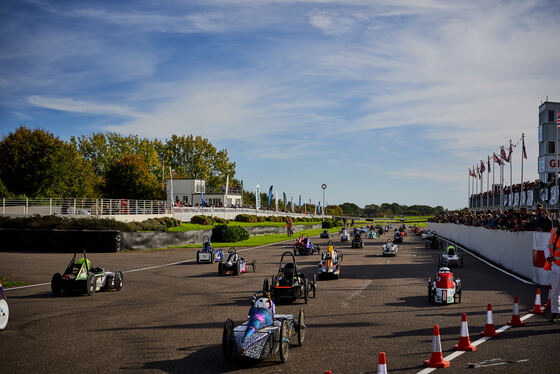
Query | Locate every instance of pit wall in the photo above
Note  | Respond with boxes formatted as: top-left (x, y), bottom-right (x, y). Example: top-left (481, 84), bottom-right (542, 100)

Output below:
top-left (428, 223), bottom-right (551, 285)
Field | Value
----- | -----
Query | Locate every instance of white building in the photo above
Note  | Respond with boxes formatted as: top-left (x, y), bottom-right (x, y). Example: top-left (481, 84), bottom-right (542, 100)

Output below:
top-left (165, 178), bottom-right (242, 207)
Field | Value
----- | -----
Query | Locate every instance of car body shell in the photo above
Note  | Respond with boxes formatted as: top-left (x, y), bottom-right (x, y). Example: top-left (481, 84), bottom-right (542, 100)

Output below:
top-left (318, 242), bottom-right (342, 279)
top-left (197, 236), bottom-right (224, 263)
top-left (428, 268), bottom-right (462, 304)
top-left (382, 241), bottom-right (398, 257)
top-left (219, 250), bottom-right (255, 276)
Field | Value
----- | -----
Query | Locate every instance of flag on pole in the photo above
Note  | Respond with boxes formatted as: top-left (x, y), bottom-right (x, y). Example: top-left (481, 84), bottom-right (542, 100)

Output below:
top-left (318, 201), bottom-right (321, 215)
top-left (298, 195), bottom-right (301, 212)
top-left (493, 152), bottom-right (504, 165)
top-left (283, 192), bottom-right (287, 211)
top-left (557, 110), bottom-right (560, 127)
top-left (500, 145), bottom-right (510, 163)
top-left (267, 185), bottom-right (273, 210)
top-left (480, 160), bottom-right (486, 174)
top-left (487, 155), bottom-right (491, 173)
top-left (275, 189), bottom-right (278, 211)
top-left (469, 168), bottom-right (475, 177)
top-left (522, 136), bottom-right (527, 159)
top-left (508, 139), bottom-right (514, 160)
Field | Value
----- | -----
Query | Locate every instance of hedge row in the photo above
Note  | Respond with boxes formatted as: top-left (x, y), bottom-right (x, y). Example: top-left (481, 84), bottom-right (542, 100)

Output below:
top-left (0, 215), bottom-right (167, 232)
top-left (211, 224), bottom-right (249, 242)
top-left (190, 215), bottom-right (228, 225)
top-left (321, 219), bottom-right (343, 229)
top-left (233, 214), bottom-right (318, 223)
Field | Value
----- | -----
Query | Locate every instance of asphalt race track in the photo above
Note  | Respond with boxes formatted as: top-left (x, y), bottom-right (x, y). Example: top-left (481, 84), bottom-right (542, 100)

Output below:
top-left (1, 230), bottom-right (558, 373)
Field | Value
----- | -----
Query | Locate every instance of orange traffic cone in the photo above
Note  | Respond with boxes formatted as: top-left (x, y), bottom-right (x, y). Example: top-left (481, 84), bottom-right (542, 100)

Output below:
top-left (424, 325), bottom-right (450, 368)
top-left (529, 288), bottom-right (545, 314)
top-left (507, 296), bottom-right (525, 327)
top-left (546, 285), bottom-right (552, 310)
top-left (324, 371), bottom-right (332, 374)
top-left (453, 313), bottom-right (476, 351)
top-left (377, 352), bottom-right (387, 374)
top-left (480, 304), bottom-right (499, 337)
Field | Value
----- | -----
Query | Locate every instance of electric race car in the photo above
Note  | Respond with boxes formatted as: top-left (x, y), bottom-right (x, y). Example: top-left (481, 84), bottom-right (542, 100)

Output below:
top-left (317, 240), bottom-right (343, 279)
top-left (0, 280), bottom-right (8, 330)
top-left (427, 267), bottom-right (462, 304)
top-left (294, 234), bottom-right (320, 256)
top-left (222, 290), bottom-right (305, 363)
top-left (340, 228), bottom-right (350, 243)
top-left (351, 231), bottom-right (364, 248)
top-left (367, 228), bottom-right (376, 239)
top-left (219, 248), bottom-right (256, 276)
top-left (438, 245), bottom-right (464, 268)
top-left (382, 240), bottom-right (398, 257)
top-left (270, 252), bottom-right (317, 304)
top-left (51, 250), bottom-right (123, 296)
top-left (393, 231), bottom-right (403, 244)
top-left (197, 236), bottom-right (224, 264)
top-left (319, 229), bottom-right (330, 239)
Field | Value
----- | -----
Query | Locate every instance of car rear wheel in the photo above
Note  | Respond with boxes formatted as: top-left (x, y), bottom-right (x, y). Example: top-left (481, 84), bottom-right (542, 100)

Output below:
top-left (196, 252), bottom-right (201, 264)
top-left (235, 262), bottom-right (241, 276)
top-left (51, 273), bottom-right (63, 296)
top-left (86, 274), bottom-right (96, 296)
top-left (279, 320), bottom-right (289, 362)
top-left (218, 262), bottom-right (223, 276)
top-left (251, 259), bottom-right (257, 272)
top-left (263, 277), bottom-right (269, 292)
top-left (222, 319), bottom-right (235, 360)
top-left (114, 271), bottom-right (123, 291)
top-left (304, 279), bottom-right (308, 304)
top-left (297, 309), bottom-right (305, 346)
top-left (0, 299), bottom-right (8, 331)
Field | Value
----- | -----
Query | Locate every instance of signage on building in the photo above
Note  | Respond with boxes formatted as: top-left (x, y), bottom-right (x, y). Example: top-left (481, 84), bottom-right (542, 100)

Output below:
top-left (538, 155), bottom-right (560, 173)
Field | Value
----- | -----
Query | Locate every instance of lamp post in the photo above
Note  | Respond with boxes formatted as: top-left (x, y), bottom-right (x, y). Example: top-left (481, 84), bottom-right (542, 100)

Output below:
top-left (321, 184), bottom-right (327, 217)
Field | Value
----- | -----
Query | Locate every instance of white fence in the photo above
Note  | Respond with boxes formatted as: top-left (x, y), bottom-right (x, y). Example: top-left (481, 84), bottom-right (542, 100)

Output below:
top-left (0, 198), bottom-right (170, 216)
top-left (0, 198), bottom-right (331, 222)
top-left (428, 222), bottom-right (551, 285)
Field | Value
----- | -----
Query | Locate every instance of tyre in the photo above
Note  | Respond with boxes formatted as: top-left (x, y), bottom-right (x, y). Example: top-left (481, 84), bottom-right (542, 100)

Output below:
top-left (218, 262), bottom-right (223, 276)
top-left (312, 274), bottom-right (317, 298)
top-left (251, 260), bottom-right (257, 273)
top-left (51, 273), bottom-right (63, 296)
top-left (235, 262), bottom-right (241, 276)
top-left (86, 274), bottom-right (96, 296)
top-left (263, 278), bottom-right (269, 292)
top-left (211, 251), bottom-right (215, 264)
top-left (222, 319), bottom-right (235, 360)
top-left (196, 252), bottom-right (201, 264)
top-left (114, 271), bottom-right (123, 291)
top-left (293, 247), bottom-right (297, 256)
top-left (304, 279), bottom-right (308, 304)
top-left (279, 319), bottom-right (289, 362)
top-left (0, 299), bottom-right (8, 331)
top-left (297, 308), bottom-right (305, 346)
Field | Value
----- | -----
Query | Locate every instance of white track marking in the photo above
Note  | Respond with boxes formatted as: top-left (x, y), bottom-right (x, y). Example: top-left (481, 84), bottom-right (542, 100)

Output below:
top-left (341, 280), bottom-right (372, 308)
top-left (416, 313), bottom-right (535, 374)
top-left (436, 237), bottom-right (534, 285)
top-left (4, 237), bottom-right (298, 292)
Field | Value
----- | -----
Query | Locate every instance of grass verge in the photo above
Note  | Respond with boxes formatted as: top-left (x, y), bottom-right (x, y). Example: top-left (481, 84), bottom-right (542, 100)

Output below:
top-left (169, 227), bottom-right (341, 249)
top-left (167, 221), bottom-right (322, 232)
top-left (0, 275), bottom-right (29, 288)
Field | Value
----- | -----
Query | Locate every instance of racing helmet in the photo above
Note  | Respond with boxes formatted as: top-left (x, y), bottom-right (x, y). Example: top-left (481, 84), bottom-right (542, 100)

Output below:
top-left (438, 267), bottom-right (451, 273)
top-left (446, 245), bottom-right (456, 255)
top-left (254, 297), bottom-right (271, 308)
top-left (76, 258), bottom-right (91, 269)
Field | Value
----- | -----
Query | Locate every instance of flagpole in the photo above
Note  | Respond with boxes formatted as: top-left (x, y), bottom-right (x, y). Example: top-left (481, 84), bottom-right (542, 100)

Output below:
top-left (520, 134), bottom-right (524, 207)
top-left (492, 158), bottom-right (495, 208)
top-left (509, 139), bottom-right (513, 191)
top-left (487, 160), bottom-right (490, 209)
top-left (557, 111), bottom-right (559, 201)
top-left (467, 170), bottom-right (470, 209)
top-left (480, 166), bottom-right (483, 210)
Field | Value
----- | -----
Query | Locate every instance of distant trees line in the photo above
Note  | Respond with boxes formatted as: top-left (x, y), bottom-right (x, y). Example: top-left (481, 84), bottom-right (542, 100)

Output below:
top-left (0, 126), bottom-right (236, 199)
top-left (333, 202), bottom-right (445, 217)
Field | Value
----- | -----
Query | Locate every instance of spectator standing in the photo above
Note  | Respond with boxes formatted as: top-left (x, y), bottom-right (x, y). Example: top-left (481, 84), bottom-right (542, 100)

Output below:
top-left (544, 220), bottom-right (560, 323)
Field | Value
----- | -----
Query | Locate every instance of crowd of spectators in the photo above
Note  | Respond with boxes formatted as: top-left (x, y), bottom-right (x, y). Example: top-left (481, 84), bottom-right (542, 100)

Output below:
top-left (429, 205), bottom-right (556, 232)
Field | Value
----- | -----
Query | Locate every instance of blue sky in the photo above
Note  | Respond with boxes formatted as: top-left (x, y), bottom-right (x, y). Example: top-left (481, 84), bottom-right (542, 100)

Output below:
top-left (1, 0), bottom-right (560, 209)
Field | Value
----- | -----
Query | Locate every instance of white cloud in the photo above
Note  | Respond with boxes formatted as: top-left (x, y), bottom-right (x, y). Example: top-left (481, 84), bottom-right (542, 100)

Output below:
top-left (27, 96), bottom-right (142, 118)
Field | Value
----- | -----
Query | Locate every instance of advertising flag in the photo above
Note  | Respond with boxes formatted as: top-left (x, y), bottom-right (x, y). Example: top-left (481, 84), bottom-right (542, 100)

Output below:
top-left (275, 189), bottom-right (278, 211)
top-left (224, 175), bottom-right (229, 207)
top-left (318, 201), bottom-right (321, 215)
top-left (522, 136), bottom-right (527, 159)
top-left (256, 184), bottom-right (261, 210)
top-left (298, 195), bottom-right (301, 212)
top-left (267, 185), bottom-right (273, 210)
top-left (557, 110), bottom-right (560, 127)
top-left (291, 195), bottom-right (294, 213)
top-left (283, 192), bottom-right (287, 211)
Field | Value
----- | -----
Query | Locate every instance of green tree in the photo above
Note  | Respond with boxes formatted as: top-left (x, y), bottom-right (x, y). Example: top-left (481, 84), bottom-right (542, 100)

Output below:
top-left (0, 178), bottom-right (12, 197)
top-left (0, 126), bottom-right (97, 197)
top-left (326, 205), bottom-right (343, 216)
top-left (102, 155), bottom-right (162, 199)
top-left (339, 202), bottom-right (363, 216)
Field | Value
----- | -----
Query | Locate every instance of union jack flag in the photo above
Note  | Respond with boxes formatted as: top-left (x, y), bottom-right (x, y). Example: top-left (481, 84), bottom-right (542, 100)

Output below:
top-left (487, 156), bottom-right (491, 173)
top-left (500, 145), bottom-right (510, 163)
top-left (508, 140), bottom-right (514, 160)
top-left (522, 136), bottom-right (527, 159)
top-left (492, 152), bottom-right (503, 165)
top-left (480, 160), bottom-right (486, 173)
top-left (557, 110), bottom-right (560, 128)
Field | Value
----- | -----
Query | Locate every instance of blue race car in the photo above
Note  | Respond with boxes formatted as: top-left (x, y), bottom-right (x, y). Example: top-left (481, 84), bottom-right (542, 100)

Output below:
top-left (197, 235), bottom-right (224, 264)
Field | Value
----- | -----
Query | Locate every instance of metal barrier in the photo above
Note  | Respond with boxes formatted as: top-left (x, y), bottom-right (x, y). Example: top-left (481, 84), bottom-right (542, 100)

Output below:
top-left (0, 198), bottom-right (171, 216)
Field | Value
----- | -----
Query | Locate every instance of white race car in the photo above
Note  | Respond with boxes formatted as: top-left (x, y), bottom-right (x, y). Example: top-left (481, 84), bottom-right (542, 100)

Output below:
top-left (438, 245), bottom-right (464, 268)
top-left (382, 240), bottom-right (398, 257)
top-left (428, 267), bottom-right (462, 304)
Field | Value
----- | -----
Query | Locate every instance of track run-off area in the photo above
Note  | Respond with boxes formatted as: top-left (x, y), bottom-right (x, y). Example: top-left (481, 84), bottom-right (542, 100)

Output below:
top-left (0, 231), bottom-right (558, 373)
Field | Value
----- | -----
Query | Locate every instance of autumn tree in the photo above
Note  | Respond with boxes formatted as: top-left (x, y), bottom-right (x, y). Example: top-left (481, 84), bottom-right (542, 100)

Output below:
top-left (102, 155), bottom-right (163, 199)
top-left (0, 126), bottom-right (97, 197)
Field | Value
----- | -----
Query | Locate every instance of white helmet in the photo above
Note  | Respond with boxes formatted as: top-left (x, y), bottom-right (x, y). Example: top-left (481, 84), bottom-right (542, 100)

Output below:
top-left (254, 297), bottom-right (270, 308)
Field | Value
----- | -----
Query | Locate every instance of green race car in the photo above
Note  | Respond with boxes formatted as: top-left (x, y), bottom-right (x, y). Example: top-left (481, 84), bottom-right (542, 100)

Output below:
top-left (51, 250), bottom-right (123, 296)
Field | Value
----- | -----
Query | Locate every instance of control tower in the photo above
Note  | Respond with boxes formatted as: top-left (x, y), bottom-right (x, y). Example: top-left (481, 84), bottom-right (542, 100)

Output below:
top-left (538, 101), bottom-right (560, 182)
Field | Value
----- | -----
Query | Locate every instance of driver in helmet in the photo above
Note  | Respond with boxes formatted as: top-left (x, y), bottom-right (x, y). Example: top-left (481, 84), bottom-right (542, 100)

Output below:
top-left (445, 245), bottom-right (456, 256)
top-left (245, 292), bottom-right (275, 341)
